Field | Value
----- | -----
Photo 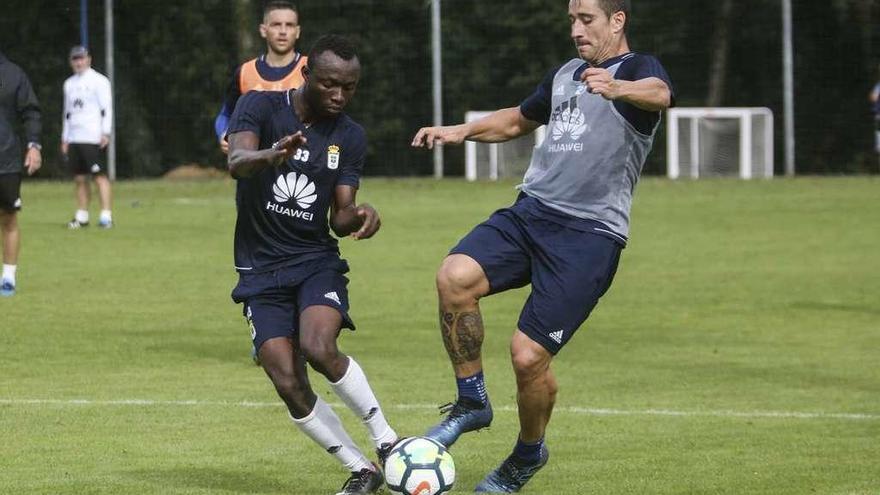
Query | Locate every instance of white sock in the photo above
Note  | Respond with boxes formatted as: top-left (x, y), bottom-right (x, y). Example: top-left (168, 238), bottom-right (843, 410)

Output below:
top-left (331, 357), bottom-right (398, 448)
top-left (2, 264), bottom-right (16, 284)
top-left (75, 210), bottom-right (89, 223)
top-left (100, 210), bottom-right (112, 223)
top-left (289, 396), bottom-right (372, 473)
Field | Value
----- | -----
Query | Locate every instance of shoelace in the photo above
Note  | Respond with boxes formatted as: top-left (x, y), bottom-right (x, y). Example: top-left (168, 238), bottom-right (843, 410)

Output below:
top-left (490, 457), bottom-right (541, 489)
top-left (376, 443), bottom-right (393, 465)
top-left (339, 469), bottom-right (374, 493)
top-left (437, 401), bottom-right (468, 419)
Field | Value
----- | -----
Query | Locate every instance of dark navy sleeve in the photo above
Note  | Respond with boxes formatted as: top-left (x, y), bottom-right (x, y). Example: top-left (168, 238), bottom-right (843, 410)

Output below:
top-left (612, 54), bottom-right (674, 135)
top-left (15, 70), bottom-right (41, 145)
top-left (519, 65), bottom-right (563, 125)
top-left (227, 91), bottom-right (272, 138)
top-left (214, 66), bottom-right (242, 139)
top-left (873, 83), bottom-right (880, 115)
top-left (337, 123), bottom-right (366, 188)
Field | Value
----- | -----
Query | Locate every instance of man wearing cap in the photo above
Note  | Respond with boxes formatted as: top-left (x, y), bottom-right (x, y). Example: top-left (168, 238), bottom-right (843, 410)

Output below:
top-left (0, 50), bottom-right (42, 296)
top-left (62, 45), bottom-right (114, 229)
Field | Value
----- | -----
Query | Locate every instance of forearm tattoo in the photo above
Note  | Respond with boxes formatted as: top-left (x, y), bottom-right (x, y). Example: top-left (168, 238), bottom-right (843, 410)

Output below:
top-left (440, 310), bottom-right (484, 365)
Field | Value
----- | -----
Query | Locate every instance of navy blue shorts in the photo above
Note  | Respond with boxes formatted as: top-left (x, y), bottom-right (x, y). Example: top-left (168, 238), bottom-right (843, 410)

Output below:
top-left (0, 172), bottom-right (22, 212)
top-left (231, 257), bottom-right (354, 352)
top-left (451, 196), bottom-right (622, 354)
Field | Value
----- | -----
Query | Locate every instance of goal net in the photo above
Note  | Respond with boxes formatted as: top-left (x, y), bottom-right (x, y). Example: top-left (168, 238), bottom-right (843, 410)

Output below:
top-left (667, 107), bottom-right (774, 179)
top-left (464, 111), bottom-right (546, 181)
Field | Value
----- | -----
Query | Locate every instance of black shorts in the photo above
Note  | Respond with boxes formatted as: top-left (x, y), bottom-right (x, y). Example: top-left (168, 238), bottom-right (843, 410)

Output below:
top-left (451, 196), bottom-right (622, 355)
top-left (66, 143), bottom-right (106, 175)
top-left (231, 257), bottom-right (355, 352)
top-left (0, 173), bottom-right (22, 212)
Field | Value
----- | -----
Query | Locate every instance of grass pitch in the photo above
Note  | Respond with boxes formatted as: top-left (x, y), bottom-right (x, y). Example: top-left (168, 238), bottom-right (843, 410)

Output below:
top-left (1, 177), bottom-right (878, 494)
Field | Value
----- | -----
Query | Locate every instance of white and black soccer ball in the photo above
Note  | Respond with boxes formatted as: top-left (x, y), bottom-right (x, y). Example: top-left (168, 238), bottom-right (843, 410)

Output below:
top-left (383, 437), bottom-right (455, 495)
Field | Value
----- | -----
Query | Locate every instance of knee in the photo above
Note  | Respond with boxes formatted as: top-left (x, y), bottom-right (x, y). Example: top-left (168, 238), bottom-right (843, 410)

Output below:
top-left (299, 331), bottom-right (341, 373)
top-left (0, 212), bottom-right (15, 231)
top-left (436, 256), bottom-right (486, 307)
top-left (511, 340), bottom-right (554, 387)
top-left (265, 365), bottom-right (310, 403)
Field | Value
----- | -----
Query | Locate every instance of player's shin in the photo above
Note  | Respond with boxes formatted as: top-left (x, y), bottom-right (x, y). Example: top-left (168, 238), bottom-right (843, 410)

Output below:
top-left (511, 334), bottom-right (557, 444)
top-left (330, 357), bottom-right (398, 448)
top-left (439, 306), bottom-right (485, 377)
top-left (289, 396), bottom-right (372, 473)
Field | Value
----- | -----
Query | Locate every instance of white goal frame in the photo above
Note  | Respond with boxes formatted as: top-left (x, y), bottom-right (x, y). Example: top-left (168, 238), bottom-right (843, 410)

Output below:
top-left (667, 107), bottom-right (774, 179)
top-left (464, 111), bottom-right (546, 181)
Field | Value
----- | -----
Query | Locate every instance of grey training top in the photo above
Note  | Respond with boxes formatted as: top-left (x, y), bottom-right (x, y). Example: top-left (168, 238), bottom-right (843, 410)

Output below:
top-left (519, 53), bottom-right (673, 240)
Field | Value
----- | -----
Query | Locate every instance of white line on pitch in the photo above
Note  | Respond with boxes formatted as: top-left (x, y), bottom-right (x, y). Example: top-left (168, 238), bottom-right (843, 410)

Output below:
top-left (0, 398), bottom-right (877, 421)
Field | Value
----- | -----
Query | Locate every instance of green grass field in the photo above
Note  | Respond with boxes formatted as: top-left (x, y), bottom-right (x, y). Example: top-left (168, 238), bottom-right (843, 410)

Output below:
top-left (2, 177), bottom-right (878, 494)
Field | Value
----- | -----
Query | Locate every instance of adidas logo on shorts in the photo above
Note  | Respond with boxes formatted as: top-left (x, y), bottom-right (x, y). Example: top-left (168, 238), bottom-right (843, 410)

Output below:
top-left (549, 330), bottom-right (564, 344)
top-left (324, 291), bottom-right (341, 305)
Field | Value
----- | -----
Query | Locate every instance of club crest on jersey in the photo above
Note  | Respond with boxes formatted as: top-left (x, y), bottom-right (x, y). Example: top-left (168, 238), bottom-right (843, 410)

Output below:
top-left (327, 145), bottom-right (341, 170)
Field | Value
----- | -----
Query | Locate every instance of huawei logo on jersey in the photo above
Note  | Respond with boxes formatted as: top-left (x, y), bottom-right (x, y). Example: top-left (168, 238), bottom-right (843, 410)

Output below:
top-left (551, 106), bottom-right (587, 141)
top-left (273, 172), bottom-right (317, 209)
top-left (550, 95), bottom-right (589, 141)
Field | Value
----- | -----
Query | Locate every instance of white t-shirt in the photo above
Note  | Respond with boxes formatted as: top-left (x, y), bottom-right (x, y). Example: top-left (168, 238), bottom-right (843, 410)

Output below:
top-left (62, 68), bottom-right (113, 144)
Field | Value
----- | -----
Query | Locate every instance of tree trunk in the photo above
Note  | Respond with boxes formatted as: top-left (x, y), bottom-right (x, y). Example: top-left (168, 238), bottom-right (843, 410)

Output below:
top-left (234, 0), bottom-right (258, 60)
top-left (706, 0), bottom-right (734, 107)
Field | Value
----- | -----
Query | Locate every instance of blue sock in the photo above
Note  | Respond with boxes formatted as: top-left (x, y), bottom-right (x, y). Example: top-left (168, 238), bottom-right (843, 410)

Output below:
top-left (456, 371), bottom-right (488, 406)
top-left (512, 437), bottom-right (544, 464)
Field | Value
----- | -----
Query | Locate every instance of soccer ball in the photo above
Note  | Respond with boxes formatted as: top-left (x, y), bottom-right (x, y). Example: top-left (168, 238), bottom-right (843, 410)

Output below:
top-left (383, 437), bottom-right (455, 495)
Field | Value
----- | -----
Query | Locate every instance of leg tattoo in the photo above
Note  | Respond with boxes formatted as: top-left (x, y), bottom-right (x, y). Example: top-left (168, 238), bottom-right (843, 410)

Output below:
top-left (440, 309), bottom-right (484, 365)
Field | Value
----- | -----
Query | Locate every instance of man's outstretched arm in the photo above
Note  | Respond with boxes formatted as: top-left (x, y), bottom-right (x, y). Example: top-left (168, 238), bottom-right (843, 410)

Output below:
top-left (227, 131), bottom-right (306, 179)
top-left (411, 107), bottom-right (541, 150)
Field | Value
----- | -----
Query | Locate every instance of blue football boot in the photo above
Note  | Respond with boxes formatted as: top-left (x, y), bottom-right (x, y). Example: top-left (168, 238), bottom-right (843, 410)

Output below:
top-left (475, 444), bottom-right (550, 493)
top-left (0, 279), bottom-right (15, 297)
top-left (424, 397), bottom-right (493, 448)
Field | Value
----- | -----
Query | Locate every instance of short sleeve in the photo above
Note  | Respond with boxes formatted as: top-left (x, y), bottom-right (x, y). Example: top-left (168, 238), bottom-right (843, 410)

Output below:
top-left (519, 66), bottom-right (562, 125)
top-left (227, 91), bottom-right (272, 138)
top-left (612, 54), bottom-right (675, 135)
top-left (337, 123), bottom-right (366, 188)
top-left (615, 54), bottom-right (675, 103)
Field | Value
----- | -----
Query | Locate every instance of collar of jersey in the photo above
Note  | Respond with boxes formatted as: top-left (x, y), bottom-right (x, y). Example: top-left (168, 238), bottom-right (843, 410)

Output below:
top-left (573, 52), bottom-right (635, 81)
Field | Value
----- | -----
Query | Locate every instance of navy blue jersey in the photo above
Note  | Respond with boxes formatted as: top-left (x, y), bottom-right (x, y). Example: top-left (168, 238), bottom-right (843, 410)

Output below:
top-left (520, 52), bottom-right (674, 135)
top-left (227, 89), bottom-right (366, 273)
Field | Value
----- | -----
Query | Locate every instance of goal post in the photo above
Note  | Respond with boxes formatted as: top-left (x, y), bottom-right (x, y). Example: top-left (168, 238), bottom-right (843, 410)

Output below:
top-left (667, 107), bottom-right (774, 179)
top-left (464, 111), bottom-right (546, 181)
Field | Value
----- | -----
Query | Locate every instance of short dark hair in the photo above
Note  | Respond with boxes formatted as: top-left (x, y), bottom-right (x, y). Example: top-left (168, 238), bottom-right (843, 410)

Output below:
top-left (263, 1), bottom-right (298, 19)
top-left (596, 0), bottom-right (630, 32)
top-left (307, 35), bottom-right (359, 69)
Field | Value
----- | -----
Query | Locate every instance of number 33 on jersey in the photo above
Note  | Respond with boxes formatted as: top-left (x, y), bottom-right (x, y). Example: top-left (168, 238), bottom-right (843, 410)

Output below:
top-left (291, 145), bottom-right (339, 170)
